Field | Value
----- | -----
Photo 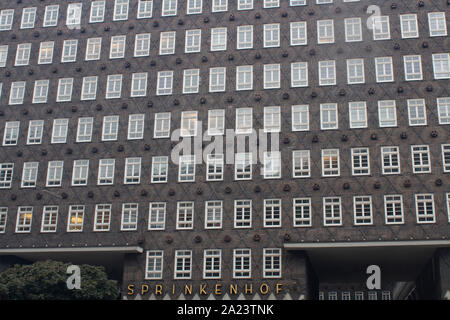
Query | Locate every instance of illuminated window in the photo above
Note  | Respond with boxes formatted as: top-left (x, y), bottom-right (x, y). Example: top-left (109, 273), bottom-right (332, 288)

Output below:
top-left (67, 205), bottom-right (84, 232)
top-left (16, 207), bottom-right (33, 233)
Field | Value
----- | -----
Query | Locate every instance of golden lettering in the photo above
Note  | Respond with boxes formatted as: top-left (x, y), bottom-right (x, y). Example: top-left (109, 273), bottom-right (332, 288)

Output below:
top-left (260, 283), bottom-right (269, 295)
top-left (155, 284), bottom-right (163, 296)
top-left (245, 283), bottom-right (253, 295)
top-left (229, 284), bottom-right (238, 295)
top-left (185, 284), bottom-right (192, 295)
top-left (127, 284), bottom-right (135, 295)
top-left (141, 284), bottom-right (149, 295)
top-left (199, 284), bottom-right (207, 295)
top-left (215, 284), bottom-right (222, 295)
top-left (276, 283), bottom-right (283, 294)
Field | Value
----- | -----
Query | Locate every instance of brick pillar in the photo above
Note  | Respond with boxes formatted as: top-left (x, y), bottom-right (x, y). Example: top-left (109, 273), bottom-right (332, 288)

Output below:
top-left (121, 253), bottom-right (141, 298)
top-left (437, 248), bottom-right (450, 300)
top-left (284, 250), bottom-right (318, 300)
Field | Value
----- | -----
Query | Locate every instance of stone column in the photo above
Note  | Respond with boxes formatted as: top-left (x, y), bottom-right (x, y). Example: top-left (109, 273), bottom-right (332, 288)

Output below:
top-left (284, 250), bottom-right (318, 300)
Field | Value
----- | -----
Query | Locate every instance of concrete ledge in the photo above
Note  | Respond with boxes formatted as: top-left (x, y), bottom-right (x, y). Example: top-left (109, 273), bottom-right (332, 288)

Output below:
top-left (0, 246), bottom-right (144, 254)
top-left (284, 240), bottom-right (450, 250)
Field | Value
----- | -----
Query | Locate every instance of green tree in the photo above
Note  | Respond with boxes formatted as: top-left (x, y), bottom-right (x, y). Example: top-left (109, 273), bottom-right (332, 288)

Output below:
top-left (0, 260), bottom-right (119, 300)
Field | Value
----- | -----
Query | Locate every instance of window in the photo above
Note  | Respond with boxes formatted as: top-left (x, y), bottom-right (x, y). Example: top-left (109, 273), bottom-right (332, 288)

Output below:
top-left (384, 195), bottom-right (404, 224)
top-left (322, 149), bottom-right (340, 176)
top-left (290, 0), bottom-right (306, 5)
top-left (27, 120), bottom-right (44, 145)
top-left (102, 115), bottom-right (119, 141)
top-left (110, 35), bottom-right (126, 59)
top-left (372, 16), bottom-right (390, 40)
top-left (183, 69), bottom-right (200, 94)
top-left (382, 291), bottom-right (392, 300)
top-left (174, 250), bottom-right (192, 279)
top-left (9, 81), bottom-right (26, 105)
top-left (61, 40), bottom-right (78, 63)
top-left (415, 194), bottom-right (435, 223)
top-left (345, 18), bottom-right (362, 42)
top-left (176, 202), bottom-right (194, 229)
top-left (346, 59), bottom-right (365, 84)
top-left (203, 250), bottom-right (221, 279)
top-left (320, 103), bottom-right (339, 130)
top-left (432, 53), bottom-right (450, 79)
top-left (235, 153), bottom-right (252, 180)
top-left (38, 42), bottom-right (54, 64)
top-left (98, 159), bottom-right (115, 185)
top-left (124, 157), bottom-right (141, 184)
top-left (121, 203), bottom-right (138, 230)
top-left (81, 76), bottom-right (98, 100)
top-left (437, 97), bottom-right (450, 124)
top-left (351, 147), bottom-right (370, 175)
top-left (428, 12), bottom-right (447, 37)
top-left (375, 57), bottom-right (394, 82)
top-left (233, 249), bottom-right (251, 278)
top-left (263, 151), bottom-right (281, 179)
top-left (205, 200), bottom-right (223, 228)
top-left (236, 66), bottom-right (253, 91)
top-left (154, 113), bottom-right (171, 138)
top-left (264, 64), bottom-right (281, 89)
top-left (3, 121), bottom-right (20, 146)
top-left (67, 205), bottom-right (84, 232)
top-left (237, 25), bottom-right (253, 49)
top-left (442, 144), bottom-right (450, 172)
top-left (378, 100), bottom-right (397, 127)
top-left (293, 198), bottom-right (312, 227)
top-left (291, 22), bottom-right (307, 46)
top-left (187, 0), bottom-right (202, 14)
top-left (407, 99), bottom-right (427, 126)
top-left (212, 0), bottom-right (228, 12)
top-left (264, 106), bottom-right (281, 132)
top-left (138, 0), bottom-right (153, 18)
top-left (151, 156), bottom-right (168, 183)
top-left (146, 251), bottom-right (163, 280)
top-left (15, 43), bottom-right (32, 66)
top-left (0, 163), bottom-right (14, 189)
top-left (21, 7), bottom-right (36, 29)
top-left (209, 67), bottom-right (226, 92)
top-left (264, 0), bottom-right (279, 8)
top-left (234, 200), bottom-right (252, 228)
top-left (114, 0), bottom-right (129, 21)
top-left (292, 105), bottom-right (309, 131)
top-left (72, 160), bottom-right (89, 186)
top-left (411, 145), bottom-right (431, 174)
top-left (181, 111), bottom-right (198, 137)
top-left (323, 197), bottom-right (342, 226)
top-left (162, 0), bottom-right (177, 16)
top-left (291, 62), bottom-right (308, 87)
top-left (354, 196), bottom-right (372, 225)
top-left (208, 109), bottom-right (225, 136)
top-left (264, 24), bottom-right (280, 47)
top-left (404, 55), bottom-right (423, 81)
top-left (66, 3), bottom-right (82, 27)
top-left (76, 117), bottom-right (93, 143)
top-left (56, 78), bottom-right (74, 102)
top-left (264, 199), bottom-right (281, 227)
top-left (319, 60), bottom-right (336, 86)
top-left (178, 155), bottom-right (196, 182)
top-left (447, 193), bottom-right (450, 222)
top-left (94, 204), bottom-right (111, 231)
top-left (106, 74), bottom-right (123, 99)
top-left (236, 108), bottom-right (253, 134)
top-left (134, 33), bottom-right (151, 57)
top-left (41, 206), bottom-right (58, 233)
top-left (238, 0), bottom-right (253, 10)
top-left (46, 161), bottom-right (63, 187)
top-left (263, 248), bottom-right (281, 278)
top-left (211, 27), bottom-right (227, 51)
top-left (131, 73), bottom-right (148, 97)
top-left (0, 45), bottom-right (7, 67)
top-left (159, 31), bottom-right (176, 55)
top-left (317, 20), bottom-right (334, 44)
top-left (149, 202), bottom-right (166, 230)
top-left (21, 162), bottom-right (38, 188)
top-left (293, 150), bottom-right (310, 178)
top-left (185, 29), bottom-right (201, 53)
top-left (16, 207), bottom-right (33, 233)
top-left (317, 0), bottom-right (333, 3)
top-left (90, 1), bottom-right (105, 23)
top-left (400, 14), bottom-right (419, 38)
top-left (86, 38), bottom-right (102, 61)
top-left (0, 9), bottom-right (14, 31)
top-left (157, 71), bottom-right (173, 95)
top-left (381, 146), bottom-right (401, 174)
top-left (349, 101), bottom-right (367, 128)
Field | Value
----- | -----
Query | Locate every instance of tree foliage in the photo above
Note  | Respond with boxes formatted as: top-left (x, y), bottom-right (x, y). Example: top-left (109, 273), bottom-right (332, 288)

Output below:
top-left (0, 260), bottom-right (119, 300)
